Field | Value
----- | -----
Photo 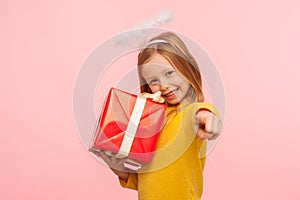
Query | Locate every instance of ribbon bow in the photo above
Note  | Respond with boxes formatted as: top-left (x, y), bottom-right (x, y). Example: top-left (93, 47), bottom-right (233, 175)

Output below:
top-left (140, 91), bottom-right (165, 103)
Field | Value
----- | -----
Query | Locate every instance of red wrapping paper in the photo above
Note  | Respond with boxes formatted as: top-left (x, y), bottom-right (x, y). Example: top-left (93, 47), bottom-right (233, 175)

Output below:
top-left (90, 88), bottom-right (166, 164)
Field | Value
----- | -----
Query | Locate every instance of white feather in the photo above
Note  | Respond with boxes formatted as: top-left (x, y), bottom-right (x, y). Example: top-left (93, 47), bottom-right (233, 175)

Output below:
top-left (114, 10), bottom-right (174, 47)
top-left (135, 10), bottom-right (174, 28)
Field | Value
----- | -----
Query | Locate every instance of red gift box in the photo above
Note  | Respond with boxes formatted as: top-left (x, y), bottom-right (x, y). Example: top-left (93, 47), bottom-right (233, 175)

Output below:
top-left (90, 88), bottom-right (166, 169)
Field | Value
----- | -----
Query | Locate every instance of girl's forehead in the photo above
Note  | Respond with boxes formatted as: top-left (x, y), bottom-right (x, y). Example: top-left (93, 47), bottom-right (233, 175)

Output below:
top-left (145, 53), bottom-right (171, 66)
top-left (141, 54), bottom-right (174, 76)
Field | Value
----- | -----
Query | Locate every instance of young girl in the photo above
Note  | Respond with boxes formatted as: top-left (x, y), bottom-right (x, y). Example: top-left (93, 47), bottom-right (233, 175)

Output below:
top-left (98, 32), bottom-right (222, 199)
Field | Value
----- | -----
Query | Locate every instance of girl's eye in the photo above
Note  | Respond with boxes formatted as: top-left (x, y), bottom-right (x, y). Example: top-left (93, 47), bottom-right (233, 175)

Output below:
top-left (166, 70), bottom-right (175, 76)
top-left (149, 79), bottom-right (158, 85)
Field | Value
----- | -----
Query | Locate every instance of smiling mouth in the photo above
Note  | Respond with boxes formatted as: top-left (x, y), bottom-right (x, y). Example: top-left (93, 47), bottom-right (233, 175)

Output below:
top-left (162, 88), bottom-right (178, 97)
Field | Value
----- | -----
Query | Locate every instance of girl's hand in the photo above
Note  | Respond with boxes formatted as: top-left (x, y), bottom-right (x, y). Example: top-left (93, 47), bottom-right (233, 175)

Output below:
top-left (195, 110), bottom-right (222, 140)
top-left (92, 150), bottom-right (132, 181)
top-left (96, 151), bottom-right (128, 171)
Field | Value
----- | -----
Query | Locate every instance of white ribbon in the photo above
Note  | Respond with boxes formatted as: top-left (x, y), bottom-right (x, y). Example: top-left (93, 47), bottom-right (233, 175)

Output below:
top-left (116, 91), bottom-right (164, 158)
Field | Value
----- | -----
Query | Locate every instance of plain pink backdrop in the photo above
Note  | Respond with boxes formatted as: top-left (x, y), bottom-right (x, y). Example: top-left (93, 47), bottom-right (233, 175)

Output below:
top-left (1, 0), bottom-right (300, 199)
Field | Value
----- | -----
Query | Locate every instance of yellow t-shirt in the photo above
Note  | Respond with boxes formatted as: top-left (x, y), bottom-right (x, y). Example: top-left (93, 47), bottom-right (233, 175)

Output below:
top-left (119, 102), bottom-right (219, 200)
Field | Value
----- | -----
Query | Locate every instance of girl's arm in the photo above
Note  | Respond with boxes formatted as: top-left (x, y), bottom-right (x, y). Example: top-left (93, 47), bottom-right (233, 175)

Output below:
top-left (94, 151), bottom-right (130, 181)
top-left (110, 167), bottom-right (129, 182)
top-left (93, 151), bottom-right (138, 190)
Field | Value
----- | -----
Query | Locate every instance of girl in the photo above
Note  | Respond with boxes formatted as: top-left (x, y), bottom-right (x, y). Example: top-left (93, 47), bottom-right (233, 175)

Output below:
top-left (99, 32), bottom-right (222, 199)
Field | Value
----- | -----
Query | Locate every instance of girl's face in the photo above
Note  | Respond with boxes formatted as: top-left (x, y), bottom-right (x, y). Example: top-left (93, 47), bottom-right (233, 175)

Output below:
top-left (141, 53), bottom-right (192, 106)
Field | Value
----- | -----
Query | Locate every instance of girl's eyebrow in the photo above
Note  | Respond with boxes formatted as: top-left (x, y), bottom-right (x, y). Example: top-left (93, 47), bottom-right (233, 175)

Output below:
top-left (142, 65), bottom-right (174, 79)
top-left (144, 76), bottom-right (155, 80)
top-left (144, 67), bottom-right (174, 79)
top-left (162, 67), bottom-right (174, 73)
top-left (142, 73), bottom-right (157, 80)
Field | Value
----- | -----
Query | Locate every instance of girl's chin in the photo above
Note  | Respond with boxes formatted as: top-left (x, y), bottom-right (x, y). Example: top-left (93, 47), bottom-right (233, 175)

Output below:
top-left (165, 99), bottom-right (180, 106)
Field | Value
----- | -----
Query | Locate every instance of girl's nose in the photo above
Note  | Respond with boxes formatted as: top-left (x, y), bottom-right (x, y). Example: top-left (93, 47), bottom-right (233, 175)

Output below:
top-left (159, 78), bottom-right (169, 91)
top-left (160, 84), bottom-right (169, 91)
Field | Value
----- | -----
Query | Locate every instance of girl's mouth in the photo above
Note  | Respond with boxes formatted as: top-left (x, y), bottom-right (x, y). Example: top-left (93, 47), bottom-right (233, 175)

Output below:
top-left (163, 88), bottom-right (178, 97)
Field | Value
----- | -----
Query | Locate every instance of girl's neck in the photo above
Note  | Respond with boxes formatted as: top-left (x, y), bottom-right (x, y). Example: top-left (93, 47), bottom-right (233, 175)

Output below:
top-left (166, 101), bottom-right (191, 109)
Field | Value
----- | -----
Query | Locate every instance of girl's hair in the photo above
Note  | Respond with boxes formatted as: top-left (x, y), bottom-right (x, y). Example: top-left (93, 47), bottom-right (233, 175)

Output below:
top-left (137, 32), bottom-right (204, 102)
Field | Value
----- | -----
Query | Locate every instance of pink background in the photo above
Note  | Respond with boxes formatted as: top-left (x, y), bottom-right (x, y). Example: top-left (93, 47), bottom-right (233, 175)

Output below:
top-left (1, 0), bottom-right (300, 199)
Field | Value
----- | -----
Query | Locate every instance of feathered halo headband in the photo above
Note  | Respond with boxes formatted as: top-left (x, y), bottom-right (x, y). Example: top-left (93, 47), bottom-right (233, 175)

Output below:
top-left (114, 10), bottom-right (173, 47)
top-left (114, 10), bottom-right (189, 59)
top-left (145, 39), bottom-right (189, 59)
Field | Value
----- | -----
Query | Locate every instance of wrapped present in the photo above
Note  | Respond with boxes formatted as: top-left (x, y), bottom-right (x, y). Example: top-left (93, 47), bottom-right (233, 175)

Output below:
top-left (89, 88), bottom-right (166, 170)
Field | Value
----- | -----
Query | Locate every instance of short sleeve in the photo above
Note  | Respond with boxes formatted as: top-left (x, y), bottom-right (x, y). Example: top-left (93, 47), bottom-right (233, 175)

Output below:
top-left (119, 173), bottom-right (138, 190)
top-left (198, 102), bottom-right (220, 117)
